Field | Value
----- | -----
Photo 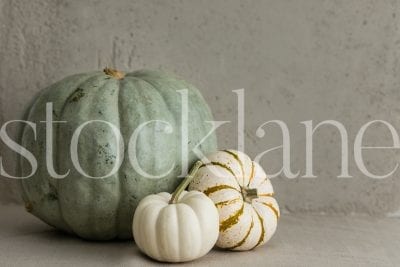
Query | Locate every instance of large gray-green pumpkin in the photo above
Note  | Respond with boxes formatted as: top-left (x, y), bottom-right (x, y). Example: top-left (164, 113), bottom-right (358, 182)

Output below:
top-left (19, 69), bottom-right (217, 240)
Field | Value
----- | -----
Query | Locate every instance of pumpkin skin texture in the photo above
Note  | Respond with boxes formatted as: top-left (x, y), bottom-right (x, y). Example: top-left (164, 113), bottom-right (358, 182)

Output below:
top-left (133, 191), bottom-right (219, 262)
top-left (188, 150), bottom-right (280, 251)
top-left (18, 69), bottom-right (217, 240)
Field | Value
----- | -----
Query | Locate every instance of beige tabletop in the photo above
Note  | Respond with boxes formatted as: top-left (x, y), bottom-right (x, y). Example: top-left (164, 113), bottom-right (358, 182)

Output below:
top-left (0, 203), bottom-right (399, 266)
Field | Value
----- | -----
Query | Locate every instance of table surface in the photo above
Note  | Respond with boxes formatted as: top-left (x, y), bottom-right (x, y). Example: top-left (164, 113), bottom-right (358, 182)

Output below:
top-left (1, 203), bottom-right (399, 267)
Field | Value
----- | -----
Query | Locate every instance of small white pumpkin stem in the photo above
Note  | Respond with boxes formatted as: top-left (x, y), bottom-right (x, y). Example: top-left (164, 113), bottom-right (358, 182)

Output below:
top-left (169, 161), bottom-right (203, 204)
top-left (104, 67), bottom-right (125, 80)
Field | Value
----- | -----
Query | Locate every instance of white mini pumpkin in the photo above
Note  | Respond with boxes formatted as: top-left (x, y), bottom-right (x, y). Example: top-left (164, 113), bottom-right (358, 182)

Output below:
top-left (188, 150), bottom-right (280, 251)
top-left (132, 162), bottom-right (219, 262)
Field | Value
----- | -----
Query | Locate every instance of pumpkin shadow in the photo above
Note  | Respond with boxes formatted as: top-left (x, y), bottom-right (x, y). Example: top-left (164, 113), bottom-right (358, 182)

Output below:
top-left (13, 228), bottom-right (141, 264)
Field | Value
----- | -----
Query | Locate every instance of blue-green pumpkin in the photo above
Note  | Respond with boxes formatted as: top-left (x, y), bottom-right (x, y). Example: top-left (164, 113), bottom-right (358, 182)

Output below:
top-left (18, 68), bottom-right (217, 240)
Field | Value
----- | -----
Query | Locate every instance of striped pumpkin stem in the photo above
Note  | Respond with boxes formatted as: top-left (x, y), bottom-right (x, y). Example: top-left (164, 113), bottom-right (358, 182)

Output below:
top-left (169, 161), bottom-right (203, 204)
top-left (242, 187), bottom-right (258, 203)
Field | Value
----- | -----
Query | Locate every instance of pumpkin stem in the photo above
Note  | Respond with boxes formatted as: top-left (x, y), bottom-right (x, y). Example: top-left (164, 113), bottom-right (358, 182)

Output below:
top-left (103, 67), bottom-right (125, 80)
top-left (242, 187), bottom-right (258, 203)
top-left (169, 161), bottom-right (203, 204)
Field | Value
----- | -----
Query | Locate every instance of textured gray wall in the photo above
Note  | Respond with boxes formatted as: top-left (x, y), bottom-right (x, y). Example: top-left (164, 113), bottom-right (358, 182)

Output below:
top-left (1, 0), bottom-right (400, 215)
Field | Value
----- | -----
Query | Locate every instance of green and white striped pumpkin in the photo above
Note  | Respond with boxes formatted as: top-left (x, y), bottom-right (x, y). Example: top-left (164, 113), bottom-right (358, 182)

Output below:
top-left (19, 68), bottom-right (217, 240)
top-left (188, 150), bottom-right (279, 250)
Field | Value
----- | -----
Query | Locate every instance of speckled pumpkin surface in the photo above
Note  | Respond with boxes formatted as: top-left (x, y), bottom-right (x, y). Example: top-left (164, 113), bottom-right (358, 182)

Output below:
top-left (18, 69), bottom-right (217, 240)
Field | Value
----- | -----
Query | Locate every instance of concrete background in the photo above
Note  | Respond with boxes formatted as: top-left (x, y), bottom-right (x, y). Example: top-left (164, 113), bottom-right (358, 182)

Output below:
top-left (1, 0), bottom-right (400, 216)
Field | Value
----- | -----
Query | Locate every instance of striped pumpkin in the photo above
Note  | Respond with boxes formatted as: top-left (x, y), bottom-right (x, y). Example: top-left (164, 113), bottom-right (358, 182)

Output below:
top-left (188, 150), bottom-right (279, 251)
